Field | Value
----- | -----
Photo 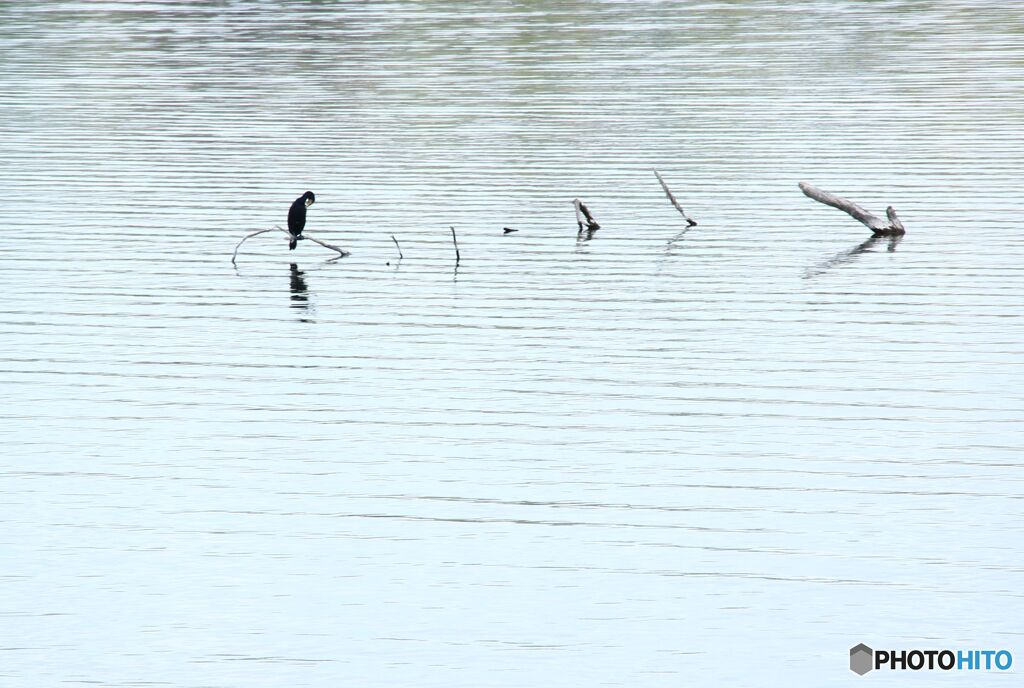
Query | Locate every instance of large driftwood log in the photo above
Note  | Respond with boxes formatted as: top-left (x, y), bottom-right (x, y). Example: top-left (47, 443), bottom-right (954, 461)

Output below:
top-left (799, 182), bottom-right (905, 235)
top-left (653, 171), bottom-right (697, 226)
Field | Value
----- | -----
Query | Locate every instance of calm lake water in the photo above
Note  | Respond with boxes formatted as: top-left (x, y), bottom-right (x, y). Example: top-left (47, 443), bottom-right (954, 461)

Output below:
top-left (1, 1), bottom-right (1022, 686)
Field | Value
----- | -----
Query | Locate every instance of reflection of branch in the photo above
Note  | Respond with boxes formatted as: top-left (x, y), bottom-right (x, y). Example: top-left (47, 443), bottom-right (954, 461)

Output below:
top-left (665, 227), bottom-right (690, 251)
top-left (799, 182), bottom-right (904, 235)
top-left (803, 234), bottom-right (902, 279)
top-left (654, 171), bottom-right (697, 226)
top-left (231, 225), bottom-right (349, 263)
top-left (804, 236), bottom-right (879, 278)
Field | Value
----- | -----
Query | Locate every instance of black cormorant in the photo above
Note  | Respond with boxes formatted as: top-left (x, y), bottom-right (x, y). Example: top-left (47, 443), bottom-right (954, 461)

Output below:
top-left (287, 191), bottom-right (316, 250)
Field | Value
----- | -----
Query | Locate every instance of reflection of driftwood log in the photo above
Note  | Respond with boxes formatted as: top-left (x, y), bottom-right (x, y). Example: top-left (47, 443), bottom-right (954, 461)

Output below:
top-left (450, 226), bottom-right (461, 265)
top-left (799, 182), bottom-right (905, 235)
top-left (232, 225), bottom-right (349, 264)
top-left (653, 171), bottom-right (697, 226)
top-left (573, 199), bottom-right (601, 233)
top-left (803, 234), bottom-right (903, 279)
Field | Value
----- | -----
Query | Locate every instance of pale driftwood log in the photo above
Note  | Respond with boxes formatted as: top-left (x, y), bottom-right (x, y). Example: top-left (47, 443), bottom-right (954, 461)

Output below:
top-left (799, 182), bottom-right (905, 235)
top-left (231, 225), bottom-right (349, 264)
top-left (653, 171), bottom-right (697, 227)
top-left (573, 199), bottom-right (600, 232)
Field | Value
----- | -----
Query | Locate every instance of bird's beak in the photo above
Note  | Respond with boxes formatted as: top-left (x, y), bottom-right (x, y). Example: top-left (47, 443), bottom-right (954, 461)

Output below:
top-left (306, 198), bottom-right (314, 207)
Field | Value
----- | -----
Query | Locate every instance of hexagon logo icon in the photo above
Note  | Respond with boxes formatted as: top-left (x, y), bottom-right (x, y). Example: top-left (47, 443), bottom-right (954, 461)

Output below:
top-left (850, 644), bottom-right (874, 675)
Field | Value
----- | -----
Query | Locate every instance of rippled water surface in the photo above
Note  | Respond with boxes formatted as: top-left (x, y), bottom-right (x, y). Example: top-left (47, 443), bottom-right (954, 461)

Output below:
top-left (2, 2), bottom-right (1023, 686)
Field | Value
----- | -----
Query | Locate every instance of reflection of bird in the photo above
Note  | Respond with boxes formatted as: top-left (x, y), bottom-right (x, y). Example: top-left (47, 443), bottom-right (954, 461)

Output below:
top-left (287, 191), bottom-right (316, 250)
top-left (289, 263), bottom-right (309, 308)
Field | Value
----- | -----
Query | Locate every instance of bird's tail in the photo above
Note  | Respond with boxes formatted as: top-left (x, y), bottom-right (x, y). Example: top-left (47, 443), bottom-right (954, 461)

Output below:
top-left (289, 236), bottom-right (297, 251)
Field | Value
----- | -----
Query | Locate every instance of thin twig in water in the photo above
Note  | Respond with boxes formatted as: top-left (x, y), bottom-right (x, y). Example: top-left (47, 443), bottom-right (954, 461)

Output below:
top-left (450, 226), bottom-right (460, 265)
top-left (653, 170), bottom-right (697, 227)
top-left (391, 234), bottom-right (403, 260)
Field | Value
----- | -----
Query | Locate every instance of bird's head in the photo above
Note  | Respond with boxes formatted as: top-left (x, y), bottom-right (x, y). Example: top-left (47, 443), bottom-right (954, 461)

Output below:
top-left (303, 191), bottom-right (316, 207)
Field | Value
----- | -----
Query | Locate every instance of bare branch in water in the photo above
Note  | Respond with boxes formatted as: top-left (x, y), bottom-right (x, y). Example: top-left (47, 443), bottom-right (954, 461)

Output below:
top-left (573, 199), bottom-right (601, 233)
top-left (231, 225), bottom-right (349, 263)
top-left (450, 226), bottom-right (461, 265)
top-left (303, 233), bottom-right (350, 260)
top-left (653, 171), bottom-right (697, 226)
top-left (391, 234), bottom-right (403, 260)
top-left (231, 227), bottom-right (279, 264)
